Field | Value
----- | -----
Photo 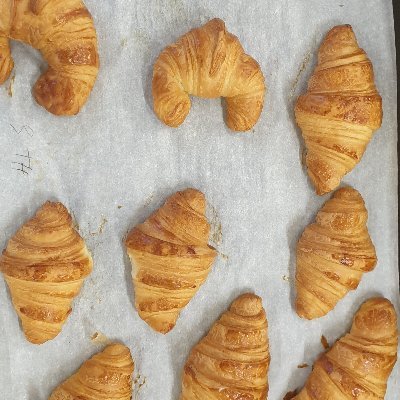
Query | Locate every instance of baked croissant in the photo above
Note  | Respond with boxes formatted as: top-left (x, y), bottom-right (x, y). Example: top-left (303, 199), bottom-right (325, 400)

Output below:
top-left (181, 293), bottom-right (270, 399)
top-left (49, 343), bottom-right (134, 400)
top-left (292, 297), bottom-right (398, 400)
top-left (296, 187), bottom-right (377, 320)
top-left (295, 25), bottom-right (382, 195)
top-left (0, 0), bottom-right (99, 115)
top-left (125, 188), bottom-right (217, 334)
top-left (152, 18), bottom-right (265, 131)
top-left (0, 201), bottom-right (93, 344)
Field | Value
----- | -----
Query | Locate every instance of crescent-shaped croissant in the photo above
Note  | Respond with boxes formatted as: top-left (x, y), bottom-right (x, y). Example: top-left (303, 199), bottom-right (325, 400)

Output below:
top-left (0, 201), bottom-right (93, 344)
top-left (181, 293), bottom-right (270, 399)
top-left (0, 0), bottom-right (99, 115)
top-left (295, 25), bottom-right (382, 195)
top-left (292, 297), bottom-right (398, 400)
top-left (49, 343), bottom-right (134, 400)
top-left (296, 187), bottom-right (377, 320)
top-left (152, 18), bottom-right (266, 131)
top-left (125, 188), bottom-right (217, 334)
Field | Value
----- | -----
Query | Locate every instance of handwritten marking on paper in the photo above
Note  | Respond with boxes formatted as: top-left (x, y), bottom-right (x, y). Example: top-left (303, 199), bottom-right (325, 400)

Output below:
top-left (10, 124), bottom-right (34, 137)
top-left (12, 149), bottom-right (32, 175)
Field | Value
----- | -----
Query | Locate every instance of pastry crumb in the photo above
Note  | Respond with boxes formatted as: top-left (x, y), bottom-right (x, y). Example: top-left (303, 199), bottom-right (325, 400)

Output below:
top-left (219, 252), bottom-right (229, 260)
top-left (321, 335), bottom-right (329, 350)
top-left (91, 331), bottom-right (110, 344)
top-left (297, 363), bottom-right (309, 368)
top-left (6, 74), bottom-right (15, 97)
top-left (283, 389), bottom-right (298, 400)
top-left (90, 216), bottom-right (108, 235)
top-left (117, 205), bottom-right (123, 209)
top-left (282, 275), bottom-right (290, 282)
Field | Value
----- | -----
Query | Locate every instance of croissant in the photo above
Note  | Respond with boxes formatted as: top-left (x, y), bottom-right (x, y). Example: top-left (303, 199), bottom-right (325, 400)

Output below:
top-left (295, 25), bottom-right (382, 195)
top-left (181, 293), bottom-right (270, 399)
top-left (296, 187), bottom-right (377, 320)
top-left (152, 18), bottom-right (266, 131)
top-left (49, 343), bottom-right (134, 399)
top-left (0, 201), bottom-right (93, 344)
top-left (0, 0), bottom-right (99, 115)
top-left (292, 297), bottom-right (398, 400)
top-left (125, 188), bottom-right (217, 334)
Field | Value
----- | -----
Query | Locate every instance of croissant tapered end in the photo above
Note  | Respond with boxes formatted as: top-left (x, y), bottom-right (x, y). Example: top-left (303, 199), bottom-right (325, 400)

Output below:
top-left (0, 201), bottom-right (93, 344)
top-left (49, 343), bottom-right (134, 400)
top-left (293, 298), bottom-right (398, 400)
top-left (295, 25), bottom-right (382, 195)
top-left (1, 0), bottom-right (99, 115)
top-left (152, 18), bottom-right (265, 131)
top-left (180, 293), bottom-right (270, 400)
top-left (295, 187), bottom-right (377, 320)
top-left (125, 188), bottom-right (217, 334)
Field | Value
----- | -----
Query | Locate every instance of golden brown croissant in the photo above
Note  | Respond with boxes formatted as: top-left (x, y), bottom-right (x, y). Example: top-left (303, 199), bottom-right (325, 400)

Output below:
top-left (49, 343), bottom-right (134, 400)
top-left (296, 187), bottom-right (377, 320)
top-left (295, 25), bottom-right (382, 195)
top-left (0, 201), bottom-right (93, 344)
top-left (0, 0), bottom-right (99, 115)
top-left (125, 188), bottom-right (217, 334)
top-left (292, 297), bottom-right (398, 400)
top-left (152, 18), bottom-right (266, 131)
top-left (181, 293), bottom-right (270, 399)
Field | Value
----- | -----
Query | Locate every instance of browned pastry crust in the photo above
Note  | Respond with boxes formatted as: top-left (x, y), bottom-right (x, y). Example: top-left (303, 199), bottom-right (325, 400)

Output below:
top-left (49, 343), bottom-right (134, 400)
top-left (181, 293), bottom-right (270, 399)
top-left (0, 201), bottom-right (92, 344)
top-left (125, 188), bottom-right (217, 334)
top-left (296, 187), bottom-right (377, 320)
top-left (0, 0), bottom-right (99, 115)
top-left (292, 298), bottom-right (398, 400)
top-left (295, 25), bottom-right (382, 195)
top-left (152, 18), bottom-right (266, 131)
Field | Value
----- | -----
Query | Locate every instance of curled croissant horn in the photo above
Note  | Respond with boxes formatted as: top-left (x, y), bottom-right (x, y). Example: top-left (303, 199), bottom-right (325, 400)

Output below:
top-left (49, 343), bottom-right (134, 400)
top-left (295, 25), bottom-right (382, 195)
top-left (181, 293), bottom-right (270, 399)
top-left (296, 187), bottom-right (377, 319)
top-left (292, 298), bottom-right (398, 400)
top-left (152, 18), bottom-right (266, 131)
top-left (125, 188), bottom-right (217, 334)
top-left (0, 0), bottom-right (99, 115)
top-left (0, 201), bottom-right (93, 344)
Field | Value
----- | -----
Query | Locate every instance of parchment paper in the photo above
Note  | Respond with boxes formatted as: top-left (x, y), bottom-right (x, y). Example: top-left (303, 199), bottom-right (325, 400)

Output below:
top-left (0, 0), bottom-right (398, 399)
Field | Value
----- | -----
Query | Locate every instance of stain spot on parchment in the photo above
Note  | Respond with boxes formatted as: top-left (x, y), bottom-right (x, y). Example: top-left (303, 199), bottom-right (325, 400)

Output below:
top-left (208, 204), bottom-right (222, 247)
top-left (133, 374), bottom-right (147, 399)
top-left (90, 216), bottom-right (108, 236)
top-left (120, 37), bottom-right (128, 48)
top-left (117, 205), bottom-right (123, 209)
top-left (289, 51), bottom-right (312, 98)
top-left (143, 194), bottom-right (154, 207)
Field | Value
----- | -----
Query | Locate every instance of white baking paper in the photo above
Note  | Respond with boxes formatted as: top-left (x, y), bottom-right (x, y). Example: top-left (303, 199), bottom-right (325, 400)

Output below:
top-left (0, 0), bottom-right (398, 399)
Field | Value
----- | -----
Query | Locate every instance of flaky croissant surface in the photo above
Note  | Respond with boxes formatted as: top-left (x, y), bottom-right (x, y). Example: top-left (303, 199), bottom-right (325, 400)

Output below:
top-left (49, 343), bottom-right (134, 400)
top-left (125, 188), bottom-right (217, 334)
top-left (296, 187), bottom-right (376, 320)
top-left (153, 18), bottom-right (265, 131)
top-left (181, 293), bottom-right (270, 400)
top-left (0, 201), bottom-right (92, 344)
top-left (0, 0), bottom-right (99, 115)
top-left (292, 297), bottom-right (398, 400)
top-left (295, 25), bottom-right (382, 195)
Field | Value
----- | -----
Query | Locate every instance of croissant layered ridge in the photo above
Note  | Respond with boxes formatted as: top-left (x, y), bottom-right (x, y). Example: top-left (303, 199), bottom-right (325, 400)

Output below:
top-left (0, 0), bottom-right (99, 115)
top-left (153, 18), bottom-right (266, 131)
top-left (49, 343), bottom-right (134, 400)
top-left (125, 188), bottom-right (217, 334)
top-left (296, 187), bottom-right (377, 319)
top-left (295, 25), bottom-right (382, 195)
top-left (0, 201), bottom-right (93, 344)
top-left (181, 293), bottom-right (270, 399)
top-left (292, 298), bottom-right (398, 400)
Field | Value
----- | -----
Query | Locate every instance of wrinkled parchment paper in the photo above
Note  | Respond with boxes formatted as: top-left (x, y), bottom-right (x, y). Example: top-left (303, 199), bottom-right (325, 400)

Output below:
top-left (0, 0), bottom-right (398, 398)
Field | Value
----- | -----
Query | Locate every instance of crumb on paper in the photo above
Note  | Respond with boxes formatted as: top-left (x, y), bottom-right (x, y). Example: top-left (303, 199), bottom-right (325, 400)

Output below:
top-left (289, 51), bottom-right (312, 98)
top-left (90, 216), bottom-right (108, 236)
top-left (117, 205), bottom-right (123, 209)
top-left (209, 204), bottom-right (222, 246)
top-left (282, 275), bottom-right (290, 282)
top-left (283, 389), bottom-right (298, 400)
top-left (297, 363), bottom-right (309, 368)
top-left (218, 252), bottom-right (229, 261)
top-left (321, 335), bottom-right (329, 350)
top-left (91, 331), bottom-right (110, 344)
top-left (6, 74), bottom-right (15, 97)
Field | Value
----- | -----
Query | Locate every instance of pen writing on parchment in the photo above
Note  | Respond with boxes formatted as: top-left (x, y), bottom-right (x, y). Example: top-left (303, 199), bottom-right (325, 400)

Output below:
top-left (12, 149), bottom-right (32, 175)
top-left (10, 124), bottom-right (34, 137)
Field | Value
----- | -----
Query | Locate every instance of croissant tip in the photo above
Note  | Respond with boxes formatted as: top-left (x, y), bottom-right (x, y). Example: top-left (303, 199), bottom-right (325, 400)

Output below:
top-left (230, 293), bottom-right (264, 317)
